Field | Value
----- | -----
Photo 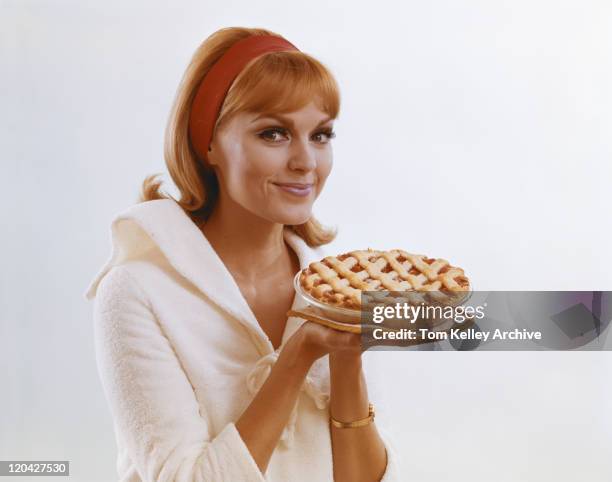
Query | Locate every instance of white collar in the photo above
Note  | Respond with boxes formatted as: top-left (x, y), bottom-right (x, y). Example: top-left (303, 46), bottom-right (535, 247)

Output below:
top-left (84, 198), bottom-right (326, 353)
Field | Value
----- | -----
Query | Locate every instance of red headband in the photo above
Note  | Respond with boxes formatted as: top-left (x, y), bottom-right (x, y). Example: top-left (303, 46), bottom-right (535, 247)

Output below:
top-left (188, 34), bottom-right (300, 161)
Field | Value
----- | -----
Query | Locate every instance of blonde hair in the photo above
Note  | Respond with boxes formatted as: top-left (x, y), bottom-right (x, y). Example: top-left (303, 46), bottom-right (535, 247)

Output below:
top-left (139, 26), bottom-right (339, 247)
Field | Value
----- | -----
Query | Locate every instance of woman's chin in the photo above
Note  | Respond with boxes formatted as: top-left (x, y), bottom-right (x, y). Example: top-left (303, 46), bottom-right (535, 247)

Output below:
top-left (272, 208), bottom-right (312, 226)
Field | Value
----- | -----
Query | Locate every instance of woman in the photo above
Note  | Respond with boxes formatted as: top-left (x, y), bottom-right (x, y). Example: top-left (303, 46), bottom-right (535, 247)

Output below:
top-left (85, 27), bottom-right (401, 482)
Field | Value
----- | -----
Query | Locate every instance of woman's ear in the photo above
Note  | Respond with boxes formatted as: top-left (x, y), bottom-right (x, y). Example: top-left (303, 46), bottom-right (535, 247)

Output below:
top-left (206, 143), bottom-right (218, 166)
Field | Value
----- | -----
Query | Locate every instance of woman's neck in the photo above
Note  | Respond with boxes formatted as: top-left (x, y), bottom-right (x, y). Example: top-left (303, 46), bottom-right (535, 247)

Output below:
top-left (199, 199), bottom-right (297, 284)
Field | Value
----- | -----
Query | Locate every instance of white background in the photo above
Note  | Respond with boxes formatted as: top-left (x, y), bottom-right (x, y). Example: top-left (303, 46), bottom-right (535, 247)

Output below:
top-left (2, 0), bottom-right (611, 481)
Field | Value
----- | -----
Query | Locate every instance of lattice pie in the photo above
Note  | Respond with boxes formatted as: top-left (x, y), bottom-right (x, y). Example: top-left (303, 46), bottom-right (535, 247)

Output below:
top-left (299, 248), bottom-right (471, 310)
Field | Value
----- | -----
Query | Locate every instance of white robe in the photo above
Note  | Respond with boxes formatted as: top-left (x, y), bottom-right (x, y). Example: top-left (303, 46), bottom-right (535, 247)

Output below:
top-left (84, 198), bottom-right (402, 481)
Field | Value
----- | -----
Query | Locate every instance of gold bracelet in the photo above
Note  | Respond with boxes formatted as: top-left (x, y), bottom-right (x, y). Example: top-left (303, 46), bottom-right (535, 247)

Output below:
top-left (330, 403), bottom-right (375, 429)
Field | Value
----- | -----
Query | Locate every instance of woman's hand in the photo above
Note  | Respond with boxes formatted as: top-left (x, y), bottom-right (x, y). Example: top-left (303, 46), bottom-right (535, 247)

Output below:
top-left (291, 321), bottom-right (365, 365)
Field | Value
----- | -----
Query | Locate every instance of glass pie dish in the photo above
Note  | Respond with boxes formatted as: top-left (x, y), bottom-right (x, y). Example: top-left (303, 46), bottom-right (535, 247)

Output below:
top-left (293, 271), bottom-right (363, 324)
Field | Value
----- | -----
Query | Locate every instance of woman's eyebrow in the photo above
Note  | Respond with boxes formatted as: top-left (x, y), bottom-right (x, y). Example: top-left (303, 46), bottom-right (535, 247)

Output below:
top-left (250, 113), bottom-right (333, 128)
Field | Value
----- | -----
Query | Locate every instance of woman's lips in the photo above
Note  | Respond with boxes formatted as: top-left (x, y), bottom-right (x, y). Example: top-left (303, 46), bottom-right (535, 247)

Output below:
top-left (272, 182), bottom-right (314, 197)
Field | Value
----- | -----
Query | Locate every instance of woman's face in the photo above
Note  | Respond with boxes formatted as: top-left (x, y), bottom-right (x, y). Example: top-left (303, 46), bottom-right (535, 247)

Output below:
top-left (207, 100), bottom-right (335, 225)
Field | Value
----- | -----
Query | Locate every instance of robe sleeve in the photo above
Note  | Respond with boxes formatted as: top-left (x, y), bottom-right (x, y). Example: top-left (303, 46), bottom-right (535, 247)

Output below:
top-left (92, 265), bottom-right (266, 482)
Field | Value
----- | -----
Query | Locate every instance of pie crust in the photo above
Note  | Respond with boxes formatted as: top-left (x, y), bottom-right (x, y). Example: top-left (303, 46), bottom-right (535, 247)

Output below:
top-left (298, 248), bottom-right (471, 310)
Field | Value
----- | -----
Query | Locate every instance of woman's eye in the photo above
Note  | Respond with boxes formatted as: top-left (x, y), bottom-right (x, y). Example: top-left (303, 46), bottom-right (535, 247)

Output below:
top-left (257, 127), bottom-right (336, 144)
top-left (313, 129), bottom-right (336, 144)
top-left (258, 127), bottom-right (289, 143)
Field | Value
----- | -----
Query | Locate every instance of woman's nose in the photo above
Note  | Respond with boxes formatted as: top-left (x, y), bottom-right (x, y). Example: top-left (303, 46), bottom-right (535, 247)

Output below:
top-left (287, 136), bottom-right (317, 172)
